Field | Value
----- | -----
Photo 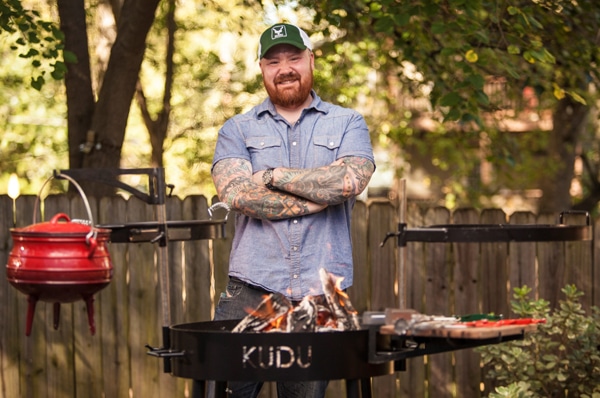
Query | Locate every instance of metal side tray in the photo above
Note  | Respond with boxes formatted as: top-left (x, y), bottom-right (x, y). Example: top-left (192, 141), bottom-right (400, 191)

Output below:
top-left (99, 202), bottom-right (230, 243)
top-left (382, 211), bottom-right (592, 247)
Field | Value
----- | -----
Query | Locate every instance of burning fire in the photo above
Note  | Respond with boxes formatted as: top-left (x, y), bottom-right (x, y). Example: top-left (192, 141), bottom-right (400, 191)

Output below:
top-left (232, 269), bottom-right (360, 333)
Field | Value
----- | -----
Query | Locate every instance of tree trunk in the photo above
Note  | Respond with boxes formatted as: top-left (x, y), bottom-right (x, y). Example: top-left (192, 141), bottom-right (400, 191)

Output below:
top-left (57, 0), bottom-right (95, 171)
top-left (135, 0), bottom-right (176, 168)
top-left (80, 0), bottom-right (161, 195)
top-left (538, 97), bottom-right (589, 213)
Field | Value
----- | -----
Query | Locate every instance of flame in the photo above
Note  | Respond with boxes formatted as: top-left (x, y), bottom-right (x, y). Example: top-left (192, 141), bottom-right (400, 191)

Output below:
top-left (272, 316), bottom-right (284, 330)
top-left (247, 295), bottom-right (276, 319)
top-left (243, 295), bottom-right (289, 331)
top-left (329, 273), bottom-right (357, 314)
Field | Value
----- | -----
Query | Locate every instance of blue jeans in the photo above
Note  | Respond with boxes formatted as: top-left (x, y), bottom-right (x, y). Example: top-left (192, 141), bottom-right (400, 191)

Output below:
top-left (211, 277), bottom-right (329, 398)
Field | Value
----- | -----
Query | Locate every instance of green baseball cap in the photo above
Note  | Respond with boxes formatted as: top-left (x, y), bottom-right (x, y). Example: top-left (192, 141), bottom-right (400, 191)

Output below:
top-left (258, 23), bottom-right (313, 59)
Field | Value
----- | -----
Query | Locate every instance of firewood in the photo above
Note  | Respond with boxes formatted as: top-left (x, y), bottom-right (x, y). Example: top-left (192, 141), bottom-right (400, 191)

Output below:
top-left (232, 292), bottom-right (292, 333)
top-left (286, 296), bottom-right (317, 332)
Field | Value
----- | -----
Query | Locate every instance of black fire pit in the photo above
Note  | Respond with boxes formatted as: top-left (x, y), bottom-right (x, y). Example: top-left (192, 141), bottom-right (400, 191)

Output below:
top-left (167, 320), bottom-right (394, 382)
top-left (151, 320), bottom-right (397, 398)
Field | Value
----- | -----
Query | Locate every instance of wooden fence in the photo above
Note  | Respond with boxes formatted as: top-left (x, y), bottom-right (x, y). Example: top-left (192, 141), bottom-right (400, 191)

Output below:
top-left (0, 193), bottom-right (598, 398)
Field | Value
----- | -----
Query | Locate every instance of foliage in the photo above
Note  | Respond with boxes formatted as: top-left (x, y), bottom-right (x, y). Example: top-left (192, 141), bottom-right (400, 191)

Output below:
top-left (477, 285), bottom-right (600, 398)
top-left (294, 0), bottom-right (600, 209)
top-left (0, 0), bottom-right (69, 89)
top-left (305, 0), bottom-right (598, 122)
top-left (0, 17), bottom-right (67, 194)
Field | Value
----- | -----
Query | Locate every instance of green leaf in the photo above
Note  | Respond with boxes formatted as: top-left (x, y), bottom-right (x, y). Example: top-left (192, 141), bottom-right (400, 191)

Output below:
top-left (63, 50), bottom-right (78, 64)
top-left (567, 91), bottom-right (587, 105)
top-left (523, 51), bottom-right (536, 64)
top-left (432, 22), bottom-right (446, 35)
top-left (542, 49), bottom-right (556, 64)
top-left (369, 2), bottom-right (382, 12)
top-left (50, 69), bottom-right (64, 80)
top-left (373, 16), bottom-right (395, 34)
top-left (30, 75), bottom-right (44, 90)
top-left (441, 47), bottom-right (457, 57)
top-left (439, 92), bottom-right (462, 107)
top-left (19, 48), bottom-right (40, 58)
top-left (475, 90), bottom-right (489, 105)
top-left (527, 15), bottom-right (543, 29)
top-left (51, 25), bottom-right (65, 41)
top-left (467, 74), bottom-right (485, 89)
top-left (507, 6), bottom-right (519, 15)
top-left (53, 60), bottom-right (67, 73)
top-left (507, 45), bottom-right (520, 55)
top-left (444, 107), bottom-right (461, 121)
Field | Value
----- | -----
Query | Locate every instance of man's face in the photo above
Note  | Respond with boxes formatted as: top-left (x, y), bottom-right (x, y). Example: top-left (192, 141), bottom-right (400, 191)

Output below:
top-left (260, 44), bottom-right (314, 108)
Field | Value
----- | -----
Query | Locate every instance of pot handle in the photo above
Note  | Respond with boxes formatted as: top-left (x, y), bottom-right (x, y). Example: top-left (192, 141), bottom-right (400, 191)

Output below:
top-left (34, 173), bottom-right (98, 247)
top-left (47, 213), bottom-right (97, 255)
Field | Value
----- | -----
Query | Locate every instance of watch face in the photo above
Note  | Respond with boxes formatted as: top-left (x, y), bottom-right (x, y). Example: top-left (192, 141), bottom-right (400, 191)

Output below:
top-left (263, 168), bottom-right (273, 186)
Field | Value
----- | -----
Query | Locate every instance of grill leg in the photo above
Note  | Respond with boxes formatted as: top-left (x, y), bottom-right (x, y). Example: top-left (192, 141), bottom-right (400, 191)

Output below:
top-left (346, 379), bottom-right (359, 398)
top-left (192, 380), bottom-right (205, 398)
top-left (214, 381), bottom-right (227, 398)
top-left (346, 378), bottom-right (373, 398)
top-left (193, 380), bottom-right (228, 398)
top-left (360, 378), bottom-right (373, 398)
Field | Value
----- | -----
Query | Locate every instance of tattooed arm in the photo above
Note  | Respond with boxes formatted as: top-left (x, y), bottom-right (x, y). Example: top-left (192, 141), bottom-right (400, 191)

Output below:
top-left (253, 156), bottom-right (375, 205)
top-left (212, 158), bottom-right (327, 220)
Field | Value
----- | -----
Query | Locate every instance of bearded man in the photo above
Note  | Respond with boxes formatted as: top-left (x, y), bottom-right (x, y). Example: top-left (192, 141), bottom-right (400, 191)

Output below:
top-left (208, 23), bottom-right (375, 398)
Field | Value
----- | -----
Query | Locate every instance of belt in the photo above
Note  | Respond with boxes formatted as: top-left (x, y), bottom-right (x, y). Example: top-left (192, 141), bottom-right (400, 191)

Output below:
top-left (229, 276), bottom-right (270, 294)
top-left (228, 276), bottom-right (325, 306)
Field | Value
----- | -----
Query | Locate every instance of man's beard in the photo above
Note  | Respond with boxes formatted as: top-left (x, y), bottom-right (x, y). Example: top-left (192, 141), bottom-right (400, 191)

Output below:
top-left (265, 71), bottom-right (313, 108)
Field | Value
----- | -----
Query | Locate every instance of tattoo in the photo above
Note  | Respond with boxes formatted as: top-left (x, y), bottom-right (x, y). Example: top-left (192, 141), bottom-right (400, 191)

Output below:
top-left (276, 156), bottom-right (375, 204)
top-left (212, 158), bottom-right (319, 220)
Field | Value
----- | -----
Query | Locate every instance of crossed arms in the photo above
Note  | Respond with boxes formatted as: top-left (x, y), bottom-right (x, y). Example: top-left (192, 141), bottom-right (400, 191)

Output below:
top-left (212, 156), bottom-right (375, 220)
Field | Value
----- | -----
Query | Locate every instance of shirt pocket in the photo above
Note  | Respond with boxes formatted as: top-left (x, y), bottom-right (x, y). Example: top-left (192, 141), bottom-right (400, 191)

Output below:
top-left (311, 134), bottom-right (342, 165)
top-left (246, 136), bottom-right (283, 169)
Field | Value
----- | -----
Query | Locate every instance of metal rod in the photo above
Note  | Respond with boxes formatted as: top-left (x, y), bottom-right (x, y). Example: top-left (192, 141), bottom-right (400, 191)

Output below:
top-left (397, 179), bottom-right (407, 309)
top-left (155, 168), bottom-right (171, 329)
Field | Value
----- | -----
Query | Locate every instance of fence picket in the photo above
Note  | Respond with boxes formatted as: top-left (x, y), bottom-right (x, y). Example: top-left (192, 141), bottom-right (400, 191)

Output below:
top-left (98, 195), bottom-right (131, 398)
top-left (453, 208), bottom-right (483, 398)
top-left (424, 207), bottom-right (453, 397)
top-left (400, 203), bottom-right (426, 397)
top-left (508, 211), bottom-right (537, 307)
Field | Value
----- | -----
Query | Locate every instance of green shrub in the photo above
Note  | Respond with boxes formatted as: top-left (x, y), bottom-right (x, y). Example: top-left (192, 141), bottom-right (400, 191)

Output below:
top-left (477, 285), bottom-right (600, 398)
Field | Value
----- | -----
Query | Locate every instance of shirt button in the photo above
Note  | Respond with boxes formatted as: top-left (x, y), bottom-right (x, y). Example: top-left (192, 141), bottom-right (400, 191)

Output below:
top-left (293, 274), bottom-right (298, 279)
top-left (293, 219), bottom-right (298, 224)
top-left (292, 141), bottom-right (297, 146)
top-left (329, 141), bottom-right (335, 146)
top-left (260, 141), bottom-right (265, 146)
top-left (291, 246), bottom-right (297, 251)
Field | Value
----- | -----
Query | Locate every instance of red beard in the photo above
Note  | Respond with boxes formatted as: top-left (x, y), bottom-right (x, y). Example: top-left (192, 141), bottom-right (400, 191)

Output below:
top-left (265, 71), bottom-right (313, 108)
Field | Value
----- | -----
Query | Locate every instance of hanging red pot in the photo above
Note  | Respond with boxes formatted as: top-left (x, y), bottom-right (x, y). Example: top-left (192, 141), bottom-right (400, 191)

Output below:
top-left (6, 174), bottom-right (113, 336)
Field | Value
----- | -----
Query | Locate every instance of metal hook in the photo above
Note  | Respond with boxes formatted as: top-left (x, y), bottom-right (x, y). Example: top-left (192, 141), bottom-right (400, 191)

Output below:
top-left (208, 202), bottom-right (231, 221)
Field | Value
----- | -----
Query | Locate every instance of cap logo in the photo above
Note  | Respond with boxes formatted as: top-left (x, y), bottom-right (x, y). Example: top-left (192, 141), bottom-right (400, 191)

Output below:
top-left (271, 25), bottom-right (287, 40)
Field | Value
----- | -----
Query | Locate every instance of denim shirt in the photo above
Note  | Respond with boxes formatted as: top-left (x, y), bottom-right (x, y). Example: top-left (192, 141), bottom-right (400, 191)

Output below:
top-left (212, 91), bottom-right (375, 300)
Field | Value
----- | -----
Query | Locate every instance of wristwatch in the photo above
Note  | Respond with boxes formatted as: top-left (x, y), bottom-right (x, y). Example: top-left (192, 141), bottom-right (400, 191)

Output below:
top-left (262, 168), bottom-right (275, 190)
